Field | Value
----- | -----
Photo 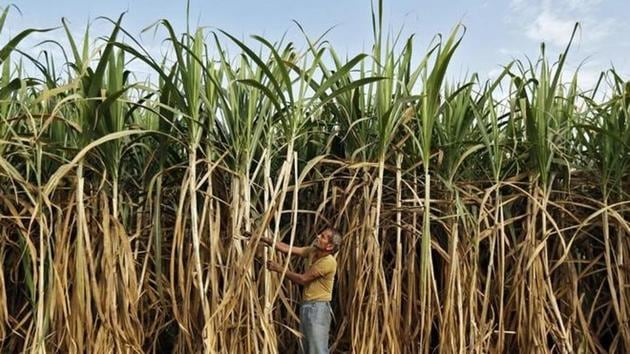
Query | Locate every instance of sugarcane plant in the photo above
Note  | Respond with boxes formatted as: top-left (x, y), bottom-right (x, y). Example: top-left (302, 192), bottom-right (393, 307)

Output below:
top-left (0, 2), bottom-right (628, 353)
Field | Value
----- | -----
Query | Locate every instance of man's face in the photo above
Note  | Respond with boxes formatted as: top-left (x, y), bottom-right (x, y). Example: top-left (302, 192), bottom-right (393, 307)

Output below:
top-left (313, 229), bottom-right (334, 252)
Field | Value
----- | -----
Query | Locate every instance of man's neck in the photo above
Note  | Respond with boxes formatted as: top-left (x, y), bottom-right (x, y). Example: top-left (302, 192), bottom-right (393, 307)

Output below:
top-left (313, 248), bottom-right (330, 260)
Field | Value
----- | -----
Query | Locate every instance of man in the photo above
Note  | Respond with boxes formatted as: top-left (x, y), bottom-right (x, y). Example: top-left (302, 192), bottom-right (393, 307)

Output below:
top-left (261, 228), bottom-right (341, 354)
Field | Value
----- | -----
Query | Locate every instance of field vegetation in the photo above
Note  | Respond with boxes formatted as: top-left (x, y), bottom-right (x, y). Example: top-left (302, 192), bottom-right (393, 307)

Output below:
top-left (0, 2), bottom-right (628, 353)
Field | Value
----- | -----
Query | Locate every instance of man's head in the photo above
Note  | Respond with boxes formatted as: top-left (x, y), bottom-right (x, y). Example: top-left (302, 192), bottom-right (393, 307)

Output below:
top-left (313, 227), bottom-right (342, 254)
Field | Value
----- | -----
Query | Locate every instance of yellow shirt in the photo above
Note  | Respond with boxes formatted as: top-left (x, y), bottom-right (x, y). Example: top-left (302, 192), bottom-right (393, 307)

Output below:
top-left (303, 247), bottom-right (337, 302)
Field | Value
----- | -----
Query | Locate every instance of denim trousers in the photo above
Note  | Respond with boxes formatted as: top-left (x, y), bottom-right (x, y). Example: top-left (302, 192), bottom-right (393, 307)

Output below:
top-left (299, 301), bottom-right (332, 354)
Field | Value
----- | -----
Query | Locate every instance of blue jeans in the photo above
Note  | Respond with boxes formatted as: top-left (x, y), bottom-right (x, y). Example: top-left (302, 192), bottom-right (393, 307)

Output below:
top-left (299, 301), bottom-right (332, 354)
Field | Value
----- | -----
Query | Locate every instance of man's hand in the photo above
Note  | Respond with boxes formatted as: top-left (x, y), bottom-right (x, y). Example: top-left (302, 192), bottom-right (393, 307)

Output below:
top-left (259, 237), bottom-right (273, 246)
top-left (243, 231), bottom-right (272, 246)
top-left (266, 260), bottom-right (282, 273)
top-left (249, 236), bottom-right (309, 257)
top-left (266, 261), bottom-right (322, 286)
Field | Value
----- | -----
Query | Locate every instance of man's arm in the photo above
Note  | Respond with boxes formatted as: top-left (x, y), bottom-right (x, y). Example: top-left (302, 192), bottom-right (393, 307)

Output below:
top-left (260, 237), bottom-right (310, 257)
top-left (266, 261), bottom-right (321, 286)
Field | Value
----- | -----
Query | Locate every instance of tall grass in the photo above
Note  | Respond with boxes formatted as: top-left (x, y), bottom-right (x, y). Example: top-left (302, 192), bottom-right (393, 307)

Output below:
top-left (0, 3), bottom-right (629, 353)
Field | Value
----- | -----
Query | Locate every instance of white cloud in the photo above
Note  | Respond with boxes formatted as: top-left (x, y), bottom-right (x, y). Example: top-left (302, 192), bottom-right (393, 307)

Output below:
top-left (524, 10), bottom-right (615, 47)
top-left (508, 0), bottom-right (616, 48)
top-left (525, 11), bottom-right (575, 46)
top-left (563, 0), bottom-right (604, 12)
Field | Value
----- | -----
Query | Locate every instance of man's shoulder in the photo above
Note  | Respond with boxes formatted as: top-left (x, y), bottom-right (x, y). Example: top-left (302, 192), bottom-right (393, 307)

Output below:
top-left (321, 255), bottom-right (337, 268)
top-left (311, 254), bottom-right (336, 267)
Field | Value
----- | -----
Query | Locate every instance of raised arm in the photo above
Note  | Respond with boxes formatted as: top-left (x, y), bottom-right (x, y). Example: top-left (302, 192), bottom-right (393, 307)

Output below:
top-left (260, 237), bottom-right (310, 257)
top-left (266, 260), bottom-right (322, 285)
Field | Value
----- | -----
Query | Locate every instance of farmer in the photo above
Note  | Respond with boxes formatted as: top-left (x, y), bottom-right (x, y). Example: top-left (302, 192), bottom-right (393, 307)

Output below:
top-left (262, 227), bottom-right (341, 354)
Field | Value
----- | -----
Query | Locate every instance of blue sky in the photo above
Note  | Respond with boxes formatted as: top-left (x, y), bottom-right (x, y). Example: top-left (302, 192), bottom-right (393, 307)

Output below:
top-left (4, 0), bottom-right (630, 87)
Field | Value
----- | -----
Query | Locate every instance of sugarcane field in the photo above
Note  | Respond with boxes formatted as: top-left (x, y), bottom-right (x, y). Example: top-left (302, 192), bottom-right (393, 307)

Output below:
top-left (0, 0), bottom-right (629, 353)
